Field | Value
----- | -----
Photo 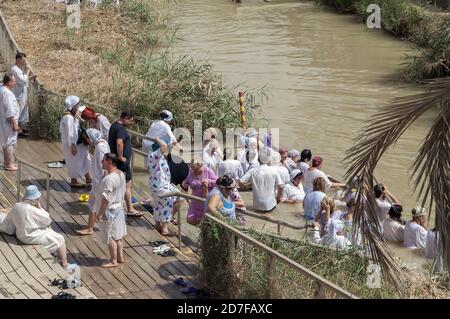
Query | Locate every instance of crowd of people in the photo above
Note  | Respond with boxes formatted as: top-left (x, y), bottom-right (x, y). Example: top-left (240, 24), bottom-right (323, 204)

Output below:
top-left (0, 56), bottom-right (440, 270)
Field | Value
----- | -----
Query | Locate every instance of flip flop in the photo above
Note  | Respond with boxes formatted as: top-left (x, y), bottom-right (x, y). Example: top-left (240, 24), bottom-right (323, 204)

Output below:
top-left (79, 194), bottom-right (89, 202)
top-left (70, 183), bottom-right (86, 188)
top-left (173, 277), bottom-right (188, 286)
top-left (127, 211), bottom-right (144, 217)
top-left (181, 287), bottom-right (200, 295)
top-left (149, 240), bottom-right (168, 247)
top-left (153, 245), bottom-right (170, 254)
top-left (48, 162), bottom-right (64, 168)
top-left (51, 292), bottom-right (76, 299)
top-left (159, 249), bottom-right (177, 257)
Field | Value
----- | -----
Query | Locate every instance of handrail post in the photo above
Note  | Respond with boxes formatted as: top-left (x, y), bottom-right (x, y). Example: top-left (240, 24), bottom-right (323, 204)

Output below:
top-left (314, 281), bottom-right (324, 299)
top-left (178, 207), bottom-right (182, 251)
top-left (277, 221), bottom-right (281, 235)
top-left (265, 254), bottom-right (275, 298)
top-left (46, 175), bottom-right (50, 213)
top-left (16, 161), bottom-right (21, 202)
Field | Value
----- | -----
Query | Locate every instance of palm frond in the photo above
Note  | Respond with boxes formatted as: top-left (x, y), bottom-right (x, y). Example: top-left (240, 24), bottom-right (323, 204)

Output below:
top-left (345, 77), bottom-right (450, 292)
top-left (411, 103), bottom-right (450, 273)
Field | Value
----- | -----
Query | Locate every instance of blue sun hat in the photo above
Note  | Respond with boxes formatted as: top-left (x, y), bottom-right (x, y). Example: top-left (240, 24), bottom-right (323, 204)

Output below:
top-left (23, 185), bottom-right (42, 201)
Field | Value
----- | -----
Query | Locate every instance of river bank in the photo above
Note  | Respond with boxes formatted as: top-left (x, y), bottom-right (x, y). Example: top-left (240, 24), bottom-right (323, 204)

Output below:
top-left (0, 0), bottom-right (259, 136)
top-left (315, 0), bottom-right (450, 80)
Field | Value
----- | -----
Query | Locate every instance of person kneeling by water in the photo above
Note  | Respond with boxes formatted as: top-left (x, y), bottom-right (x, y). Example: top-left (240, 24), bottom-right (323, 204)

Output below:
top-left (2, 185), bottom-right (78, 272)
top-left (205, 175), bottom-right (238, 220)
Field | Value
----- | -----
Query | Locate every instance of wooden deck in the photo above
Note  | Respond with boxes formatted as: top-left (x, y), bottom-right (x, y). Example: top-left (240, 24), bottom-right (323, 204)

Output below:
top-left (0, 138), bottom-right (198, 299)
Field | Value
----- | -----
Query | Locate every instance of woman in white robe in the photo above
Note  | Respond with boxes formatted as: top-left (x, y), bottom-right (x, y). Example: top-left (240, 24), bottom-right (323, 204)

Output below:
top-left (77, 129), bottom-right (110, 235)
top-left (142, 110), bottom-right (178, 169)
top-left (96, 153), bottom-right (127, 268)
top-left (321, 219), bottom-right (351, 250)
top-left (7, 185), bottom-right (77, 272)
top-left (59, 95), bottom-right (91, 187)
top-left (0, 73), bottom-right (20, 171)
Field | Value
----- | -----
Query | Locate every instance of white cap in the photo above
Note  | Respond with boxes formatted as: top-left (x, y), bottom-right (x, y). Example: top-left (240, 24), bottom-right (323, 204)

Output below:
top-left (290, 169), bottom-right (302, 181)
top-left (64, 95), bottom-right (80, 111)
top-left (161, 110), bottom-right (173, 122)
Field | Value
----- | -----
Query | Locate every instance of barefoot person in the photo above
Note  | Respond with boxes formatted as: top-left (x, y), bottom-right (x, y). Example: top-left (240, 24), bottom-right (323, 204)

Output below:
top-left (3, 185), bottom-right (78, 272)
top-left (0, 72), bottom-right (20, 171)
top-left (96, 153), bottom-right (127, 268)
top-left (148, 136), bottom-right (182, 236)
top-left (59, 95), bottom-right (92, 187)
top-left (108, 111), bottom-right (142, 217)
top-left (77, 129), bottom-right (110, 235)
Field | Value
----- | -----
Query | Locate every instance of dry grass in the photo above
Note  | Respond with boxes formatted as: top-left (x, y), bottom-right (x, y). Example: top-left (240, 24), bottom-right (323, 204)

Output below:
top-left (0, 0), bottom-right (160, 99)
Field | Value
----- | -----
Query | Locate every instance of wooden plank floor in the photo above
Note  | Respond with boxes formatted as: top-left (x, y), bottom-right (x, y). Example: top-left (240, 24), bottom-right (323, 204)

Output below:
top-left (0, 138), bottom-right (198, 299)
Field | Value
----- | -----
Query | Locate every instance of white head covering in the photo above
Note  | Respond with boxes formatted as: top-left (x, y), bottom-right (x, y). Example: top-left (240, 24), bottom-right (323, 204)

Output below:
top-left (258, 146), bottom-right (273, 165)
top-left (270, 151), bottom-right (281, 166)
top-left (248, 137), bottom-right (258, 150)
top-left (289, 169), bottom-right (302, 182)
top-left (161, 110), bottom-right (173, 122)
top-left (86, 128), bottom-right (102, 144)
top-left (64, 95), bottom-right (80, 111)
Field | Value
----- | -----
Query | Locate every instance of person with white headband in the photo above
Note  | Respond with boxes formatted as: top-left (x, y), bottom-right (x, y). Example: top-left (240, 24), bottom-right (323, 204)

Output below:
top-left (59, 95), bottom-right (91, 187)
top-left (277, 168), bottom-right (305, 203)
top-left (77, 128), bottom-right (110, 236)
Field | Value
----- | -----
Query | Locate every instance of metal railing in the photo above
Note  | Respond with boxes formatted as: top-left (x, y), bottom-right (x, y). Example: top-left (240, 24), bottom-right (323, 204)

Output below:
top-left (160, 191), bottom-right (358, 299)
top-left (16, 157), bottom-right (52, 212)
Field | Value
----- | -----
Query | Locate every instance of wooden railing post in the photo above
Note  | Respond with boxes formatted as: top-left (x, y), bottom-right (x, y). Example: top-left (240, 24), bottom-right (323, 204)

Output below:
top-left (16, 161), bottom-right (21, 202)
top-left (265, 254), bottom-right (275, 298)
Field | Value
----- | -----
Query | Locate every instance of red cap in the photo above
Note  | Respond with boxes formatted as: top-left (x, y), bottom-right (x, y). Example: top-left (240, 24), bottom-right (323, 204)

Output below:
top-left (312, 156), bottom-right (323, 167)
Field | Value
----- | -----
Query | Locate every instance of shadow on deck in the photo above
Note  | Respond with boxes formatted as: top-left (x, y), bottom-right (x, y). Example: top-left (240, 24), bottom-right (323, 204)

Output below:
top-left (0, 138), bottom-right (198, 299)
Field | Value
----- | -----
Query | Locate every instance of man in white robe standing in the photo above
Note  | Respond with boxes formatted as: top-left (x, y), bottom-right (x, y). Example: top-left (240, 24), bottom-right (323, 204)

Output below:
top-left (0, 72), bottom-right (20, 171)
top-left (10, 52), bottom-right (36, 137)
top-left (59, 95), bottom-right (91, 187)
top-left (3, 185), bottom-right (78, 272)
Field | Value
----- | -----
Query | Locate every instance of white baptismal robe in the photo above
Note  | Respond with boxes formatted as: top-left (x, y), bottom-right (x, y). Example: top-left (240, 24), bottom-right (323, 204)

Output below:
top-left (95, 114), bottom-right (111, 141)
top-left (59, 114), bottom-right (91, 178)
top-left (0, 86), bottom-right (20, 147)
top-left (10, 203), bottom-right (65, 254)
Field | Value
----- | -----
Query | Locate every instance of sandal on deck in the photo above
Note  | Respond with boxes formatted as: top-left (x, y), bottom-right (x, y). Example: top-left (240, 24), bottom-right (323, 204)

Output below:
top-left (51, 292), bottom-right (76, 299)
top-left (173, 277), bottom-right (188, 287)
top-left (141, 204), bottom-right (153, 213)
top-left (127, 211), bottom-right (144, 217)
top-left (149, 240), bottom-right (168, 247)
top-left (159, 249), bottom-right (177, 257)
top-left (153, 245), bottom-right (170, 254)
top-left (181, 287), bottom-right (200, 295)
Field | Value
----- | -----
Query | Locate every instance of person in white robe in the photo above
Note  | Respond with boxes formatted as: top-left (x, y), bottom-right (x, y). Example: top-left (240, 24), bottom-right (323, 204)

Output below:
top-left (10, 52), bottom-right (36, 134)
top-left (80, 106), bottom-right (111, 141)
top-left (217, 147), bottom-right (244, 181)
top-left (237, 137), bottom-right (259, 175)
top-left (96, 153), bottom-right (127, 268)
top-left (277, 169), bottom-right (305, 203)
top-left (59, 95), bottom-right (91, 187)
top-left (424, 228), bottom-right (439, 260)
top-left (142, 110), bottom-right (180, 168)
top-left (303, 156), bottom-right (345, 195)
top-left (3, 185), bottom-right (78, 272)
top-left (321, 219), bottom-right (351, 250)
top-left (77, 129), bottom-right (110, 235)
top-left (202, 127), bottom-right (223, 174)
top-left (404, 207), bottom-right (428, 249)
top-left (0, 73), bottom-right (20, 171)
top-left (270, 151), bottom-right (290, 184)
top-left (382, 204), bottom-right (405, 243)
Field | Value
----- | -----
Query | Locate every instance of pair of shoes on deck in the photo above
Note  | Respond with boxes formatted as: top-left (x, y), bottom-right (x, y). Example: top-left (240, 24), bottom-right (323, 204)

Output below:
top-left (153, 244), bottom-right (177, 257)
top-left (52, 292), bottom-right (76, 299)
